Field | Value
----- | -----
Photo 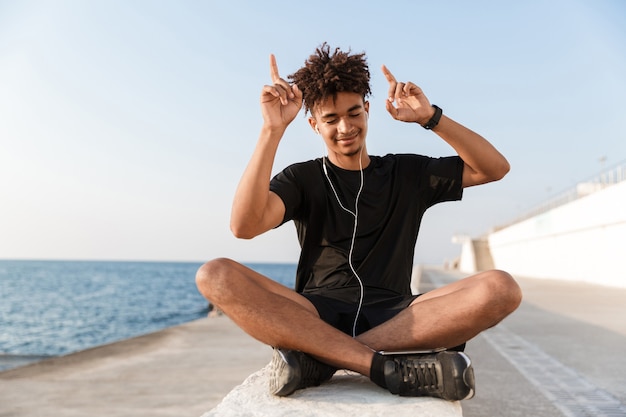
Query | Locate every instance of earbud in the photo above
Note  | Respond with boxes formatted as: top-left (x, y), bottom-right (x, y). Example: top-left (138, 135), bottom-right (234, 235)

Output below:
top-left (315, 126), bottom-right (320, 134)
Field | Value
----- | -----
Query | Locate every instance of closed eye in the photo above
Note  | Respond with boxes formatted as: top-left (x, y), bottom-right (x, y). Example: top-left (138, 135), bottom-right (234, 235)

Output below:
top-left (325, 113), bottom-right (361, 124)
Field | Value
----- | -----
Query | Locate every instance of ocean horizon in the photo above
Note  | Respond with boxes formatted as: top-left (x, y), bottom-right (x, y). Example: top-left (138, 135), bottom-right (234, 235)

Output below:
top-left (0, 260), bottom-right (296, 372)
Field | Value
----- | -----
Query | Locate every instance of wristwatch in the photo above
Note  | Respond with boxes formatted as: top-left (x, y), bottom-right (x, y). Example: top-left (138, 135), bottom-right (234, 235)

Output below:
top-left (423, 105), bottom-right (442, 130)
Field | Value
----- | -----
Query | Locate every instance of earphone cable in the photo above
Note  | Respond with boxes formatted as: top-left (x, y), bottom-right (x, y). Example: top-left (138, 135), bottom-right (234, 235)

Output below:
top-left (322, 149), bottom-right (365, 338)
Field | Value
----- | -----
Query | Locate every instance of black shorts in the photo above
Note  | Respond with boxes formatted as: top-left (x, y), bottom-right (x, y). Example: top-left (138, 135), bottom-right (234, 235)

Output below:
top-left (302, 292), bottom-right (420, 336)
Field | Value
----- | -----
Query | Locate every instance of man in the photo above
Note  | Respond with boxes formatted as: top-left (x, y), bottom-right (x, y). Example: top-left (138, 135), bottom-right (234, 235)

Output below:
top-left (196, 44), bottom-right (522, 400)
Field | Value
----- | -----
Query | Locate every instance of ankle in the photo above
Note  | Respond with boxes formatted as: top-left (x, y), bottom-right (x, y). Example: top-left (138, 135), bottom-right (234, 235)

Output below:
top-left (369, 352), bottom-right (388, 389)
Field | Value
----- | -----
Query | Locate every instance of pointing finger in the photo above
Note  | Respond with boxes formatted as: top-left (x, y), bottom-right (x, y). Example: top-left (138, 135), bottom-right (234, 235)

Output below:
top-left (269, 53), bottom-right (294, 101)
top-left (382, 64), bottom-right (398, 101)
top-left (381, 64), bottom-right (397, 83)
top-left (270, 54), bottom-right (281, 83)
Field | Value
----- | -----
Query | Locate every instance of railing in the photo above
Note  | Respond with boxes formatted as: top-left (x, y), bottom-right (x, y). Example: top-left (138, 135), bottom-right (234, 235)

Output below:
top-left (494, 159), bottom-right (626, 231)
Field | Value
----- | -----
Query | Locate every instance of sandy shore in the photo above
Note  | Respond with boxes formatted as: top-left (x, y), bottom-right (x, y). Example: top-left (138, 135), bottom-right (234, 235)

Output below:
top-left (0, 316), bottom-right (271, 417)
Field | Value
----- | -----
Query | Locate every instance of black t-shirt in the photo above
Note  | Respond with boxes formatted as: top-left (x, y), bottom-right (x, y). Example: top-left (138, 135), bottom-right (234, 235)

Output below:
top-left (270, 154), bottom-right (464, 304)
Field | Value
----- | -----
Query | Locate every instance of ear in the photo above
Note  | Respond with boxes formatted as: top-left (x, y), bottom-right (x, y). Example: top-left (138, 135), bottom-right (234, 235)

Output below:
top-left (308, 117), bottom-right (319, 134)
top-left (364, 100), bottom-right (370, 117)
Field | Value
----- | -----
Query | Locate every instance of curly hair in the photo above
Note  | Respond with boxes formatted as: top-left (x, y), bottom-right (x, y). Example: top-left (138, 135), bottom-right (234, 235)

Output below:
top-left (288, 43), bottom-right (371, 115)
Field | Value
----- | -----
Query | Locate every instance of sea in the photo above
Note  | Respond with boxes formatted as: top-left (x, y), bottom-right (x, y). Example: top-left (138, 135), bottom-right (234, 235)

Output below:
top-left (0, 260), bottom-right (296, 372)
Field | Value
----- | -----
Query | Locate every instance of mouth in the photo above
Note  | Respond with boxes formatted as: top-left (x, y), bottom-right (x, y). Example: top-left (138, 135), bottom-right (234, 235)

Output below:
top-left (335, 131), bottom-right (359, 143)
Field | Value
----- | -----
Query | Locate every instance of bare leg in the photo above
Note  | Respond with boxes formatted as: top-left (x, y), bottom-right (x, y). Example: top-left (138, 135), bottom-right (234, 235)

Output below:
top-left (197, 261), bottom-right (521, 377)
top-left (356, 270), bottom-right (522, 351)
top-left (195, 258), bottom-right (375, 375)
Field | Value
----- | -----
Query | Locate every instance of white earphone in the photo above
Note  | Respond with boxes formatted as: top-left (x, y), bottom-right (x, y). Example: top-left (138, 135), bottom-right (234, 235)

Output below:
top-left (322, 148), bottom-right (365, 338)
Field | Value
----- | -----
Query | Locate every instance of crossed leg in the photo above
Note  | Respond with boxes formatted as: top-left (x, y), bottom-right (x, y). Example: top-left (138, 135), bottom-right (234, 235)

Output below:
top-left (195, 258), bottom-right (522, 377)
top-left (356, 271), bottom-right (522, 352)
top-left (195, 258), bottom-right (373, 374)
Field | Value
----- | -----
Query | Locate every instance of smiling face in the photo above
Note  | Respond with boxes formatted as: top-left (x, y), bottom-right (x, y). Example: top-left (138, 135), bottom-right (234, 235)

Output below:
top-left (309, 92), bottom-right (370, 170)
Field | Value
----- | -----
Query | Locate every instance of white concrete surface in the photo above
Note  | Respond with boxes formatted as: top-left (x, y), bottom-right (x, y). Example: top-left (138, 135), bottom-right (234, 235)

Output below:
top-left (203, 365), bottom-right (463, 417)
top-left (452, 235), bottom-right (476, 274)
top-left (487, 180), bottom-right (626, 287)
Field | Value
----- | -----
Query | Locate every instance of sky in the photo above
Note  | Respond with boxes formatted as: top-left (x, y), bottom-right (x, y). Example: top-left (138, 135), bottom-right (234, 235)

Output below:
top-left (1, 0), bottom-right (625, 264)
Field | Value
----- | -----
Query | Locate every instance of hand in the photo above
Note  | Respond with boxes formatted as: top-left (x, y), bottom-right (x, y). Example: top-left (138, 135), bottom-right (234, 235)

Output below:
top-left (260, 54), bottom-right (303, 130)
top-left (382, 65), bottom-right (434, 125)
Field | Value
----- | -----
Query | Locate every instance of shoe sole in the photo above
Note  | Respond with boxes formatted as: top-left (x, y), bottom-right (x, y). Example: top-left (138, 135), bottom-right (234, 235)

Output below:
top-left (456, 352), bottom-right (475, 400)
top-left (269, 349), bottom-right (301, 397)
top-left (439, 351), bottom-right (475, 400)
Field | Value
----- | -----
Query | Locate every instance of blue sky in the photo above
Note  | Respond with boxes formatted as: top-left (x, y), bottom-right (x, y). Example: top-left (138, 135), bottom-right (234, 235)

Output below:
top-left (1, 0), bottom-right (625, 264)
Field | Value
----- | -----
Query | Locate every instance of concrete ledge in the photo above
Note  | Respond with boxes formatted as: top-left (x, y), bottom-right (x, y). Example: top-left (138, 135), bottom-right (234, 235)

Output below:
top-left (203, 365), bottom-right (463, 417)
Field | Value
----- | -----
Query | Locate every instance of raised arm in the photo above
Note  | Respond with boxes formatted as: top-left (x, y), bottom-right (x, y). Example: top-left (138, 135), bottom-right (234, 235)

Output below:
top-left (230, 55), bottom-right (303, 239)
top-left (382, 65), bottom-right (510, 187)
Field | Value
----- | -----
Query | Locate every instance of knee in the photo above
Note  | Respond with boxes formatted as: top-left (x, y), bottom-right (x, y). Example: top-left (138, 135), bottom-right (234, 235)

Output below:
top-left (195, 257), bottom-right (238, 302)
top-left (480, 270), bottom-right (523, 316)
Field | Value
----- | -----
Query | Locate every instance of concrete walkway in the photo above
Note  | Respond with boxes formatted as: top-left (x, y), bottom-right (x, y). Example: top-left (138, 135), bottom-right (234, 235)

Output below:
top-left (0, 316), bottom-right (271, 417)
top-left (419, 268), bottom-right (626, 417)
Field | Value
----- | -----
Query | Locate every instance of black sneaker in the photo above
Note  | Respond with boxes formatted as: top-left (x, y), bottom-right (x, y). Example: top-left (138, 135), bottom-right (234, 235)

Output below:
top-left (383, 351), bottom-right (475, 400)
top-left (269, 348), bottom-right (337, 397)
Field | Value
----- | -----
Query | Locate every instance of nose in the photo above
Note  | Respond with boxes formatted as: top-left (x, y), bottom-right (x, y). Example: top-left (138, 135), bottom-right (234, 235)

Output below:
top-left (337, 117), bottom-right (353, 134)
